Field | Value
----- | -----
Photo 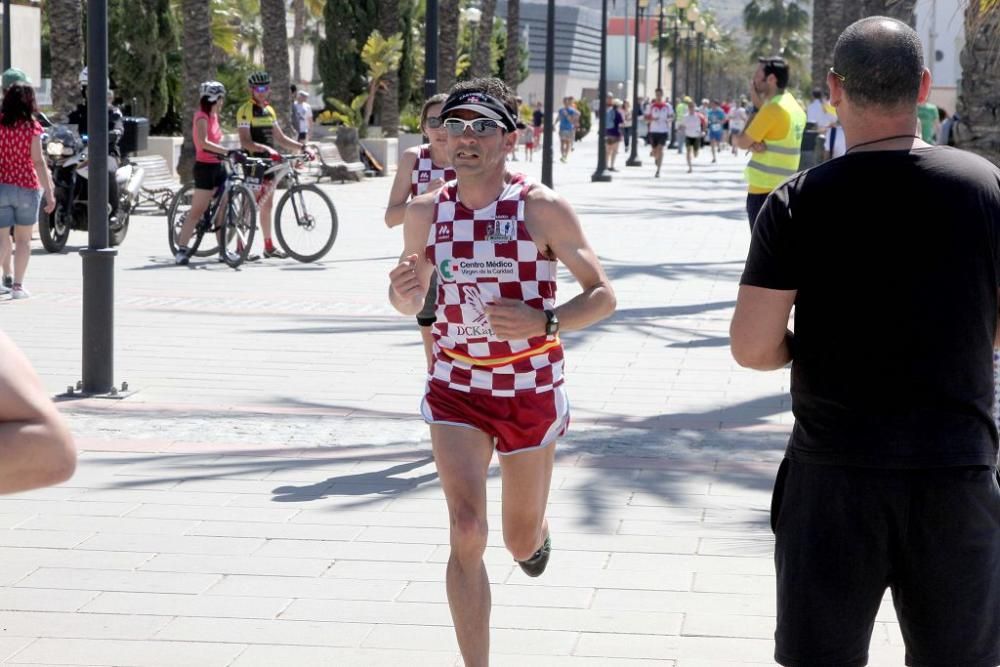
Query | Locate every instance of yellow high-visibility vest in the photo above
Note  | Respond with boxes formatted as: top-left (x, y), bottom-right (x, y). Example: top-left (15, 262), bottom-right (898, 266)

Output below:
top-left (745, 92), bottom-right (807, 193)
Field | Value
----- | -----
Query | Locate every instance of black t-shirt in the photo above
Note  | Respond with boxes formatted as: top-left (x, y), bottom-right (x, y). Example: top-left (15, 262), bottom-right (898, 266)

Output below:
top-left (532, 109), bottom-right (544, 128)
top-left (742, 146), bottom-right (1000, 468)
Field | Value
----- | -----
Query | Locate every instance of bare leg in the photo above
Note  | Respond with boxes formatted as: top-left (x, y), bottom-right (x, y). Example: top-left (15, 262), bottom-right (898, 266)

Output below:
top-left (259, 188), bottom-right (275, 242)
top-left (12, 225), bottom-right (31, 285)
top-left (499, 439), bottom-right (558, 562)
top-left (0, 230), bottom-right (11, 280)
top-left (176, 189), bottom-right (214, 249)
top-left (431, 424), bottom-right (494, 667)
top-left (686, 144), bottom-right (693, 172)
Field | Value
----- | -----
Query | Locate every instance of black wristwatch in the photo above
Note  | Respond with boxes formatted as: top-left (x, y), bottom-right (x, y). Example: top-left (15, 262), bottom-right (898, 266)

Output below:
top-left (544, 309), bottom-right (559, 336)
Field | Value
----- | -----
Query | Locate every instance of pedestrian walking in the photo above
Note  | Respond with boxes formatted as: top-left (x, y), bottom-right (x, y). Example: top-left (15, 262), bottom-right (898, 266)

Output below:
top-left (728, 99), bottom-right (748, 156)
top-left (644, 89), bottom-right (672, 178)
top-left (388, 77), bottom-right (615, 667)
top-left (730, 17), bottom-right (1000, 666)
top-left (557, 97), bottom-right (579, 163)
top-left (531, 101), bottom-right (544, 151)
top-left (605, 99), bottom-right (624, 171)
top-left (731, 57), bottom-right (806, 230)
top-left (621, 99), bottom-right (633, 151)
top-left (292, 89), bottom-right (313, 143)
top-left (385, 93), bottom-right (456, 370)
top-left (0, 79), bottom-right (55, 299)
top-left (0, 329), bottom-right (76, 494)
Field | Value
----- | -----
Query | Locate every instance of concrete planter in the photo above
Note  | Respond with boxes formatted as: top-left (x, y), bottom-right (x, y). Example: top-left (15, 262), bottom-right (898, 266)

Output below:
top-left (138, 136), bottom-right (184, 179)
top-left (360, 137), bottom-right (399, 175)
top-left (397, 133), bottom-right (424, 160)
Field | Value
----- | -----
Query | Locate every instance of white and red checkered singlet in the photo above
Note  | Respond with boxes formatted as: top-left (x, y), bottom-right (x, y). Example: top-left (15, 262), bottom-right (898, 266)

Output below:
top-left (411, 144), bottom-right (457, 197)
top-left (425, 176), bottom-right (564, 397)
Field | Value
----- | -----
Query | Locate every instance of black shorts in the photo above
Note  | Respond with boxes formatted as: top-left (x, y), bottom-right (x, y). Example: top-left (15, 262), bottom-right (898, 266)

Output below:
top-left (649, 132), bottom-right (668, 148)
top-left (771, 459), bottom-right (1000, 667)
top-left (192, 161), bottom-right (226, 191)
top-left (685, 136), bottom-right (701, 148)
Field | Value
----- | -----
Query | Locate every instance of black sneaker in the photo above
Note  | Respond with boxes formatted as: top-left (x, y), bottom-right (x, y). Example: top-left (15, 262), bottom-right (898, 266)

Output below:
top-left (262, 247), bottom-right (286, 259)
top-left (517, 534), bottom-right (551, 578)
top-left (174, 249), bottom-right (190, 266)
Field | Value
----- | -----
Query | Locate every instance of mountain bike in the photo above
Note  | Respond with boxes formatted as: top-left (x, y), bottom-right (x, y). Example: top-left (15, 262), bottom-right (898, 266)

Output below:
top-left (247, 151), bottom-right (339, 263)
top-left (167, 153), bottom-right (258, 268)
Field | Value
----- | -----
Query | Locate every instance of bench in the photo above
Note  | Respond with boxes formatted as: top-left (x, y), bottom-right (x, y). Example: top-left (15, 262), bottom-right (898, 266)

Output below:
top-left (315, 142), bottom-right (365, 183)
top-left (132, 154), bottom-right (182, 213)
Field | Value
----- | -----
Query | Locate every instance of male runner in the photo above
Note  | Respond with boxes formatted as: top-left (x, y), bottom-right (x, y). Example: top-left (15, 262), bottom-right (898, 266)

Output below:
top-left (644, 88), bottom-right (673, 178)
top-left (237, 71), bottom-right (312, 259)
top-left (388, 77), bottom-right (616, 666)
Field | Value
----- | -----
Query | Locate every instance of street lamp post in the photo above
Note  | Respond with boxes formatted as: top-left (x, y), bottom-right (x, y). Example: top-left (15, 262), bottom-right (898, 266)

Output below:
top-left (591, 0), bottom-right (612, 182)
top-left (2, 0), bottom-right (10, 70)
top-left (669, 0), bottom-right (688, 149)
top-left (424, 0), bottom-right (438, 98)
top-left (695, 17), bottom-right (705, 101)
top-left (541, 0), bottom-right (555, 187)
top-left (656, 0), bottom-right (664, 91)
top-left (626, 0), bottom-right (648, 167)
top-left (684, 3), bottom-right (699, 97)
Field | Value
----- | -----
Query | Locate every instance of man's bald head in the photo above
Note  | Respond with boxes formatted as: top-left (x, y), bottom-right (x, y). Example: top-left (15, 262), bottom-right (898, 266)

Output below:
top-left (832, 16), bottom-right (924, 110)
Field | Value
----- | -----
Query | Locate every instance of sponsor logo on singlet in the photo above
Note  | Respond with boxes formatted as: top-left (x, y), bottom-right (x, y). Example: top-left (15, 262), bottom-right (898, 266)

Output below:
top-left (485, 218), bottom-right (515, 242)
top-left (438, 258), bottom-right (516, 282)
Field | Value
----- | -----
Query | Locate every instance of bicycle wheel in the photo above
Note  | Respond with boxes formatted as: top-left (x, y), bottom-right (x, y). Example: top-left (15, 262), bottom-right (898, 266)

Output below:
top-left (274, 184), bottom-right (338, 263)
top-left (167, 184), bottom-right (219, 258)
top-left (220, 183), bottom-right (257, 269)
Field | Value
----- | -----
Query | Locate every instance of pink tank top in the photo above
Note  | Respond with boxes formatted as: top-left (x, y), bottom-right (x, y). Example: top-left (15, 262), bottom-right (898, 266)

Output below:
top-left (425, 176), bottom-right (563, 397)
top-left (411, 144), bottom-right (456, 197)
top-left (193, 110), bottom-right (222, 164)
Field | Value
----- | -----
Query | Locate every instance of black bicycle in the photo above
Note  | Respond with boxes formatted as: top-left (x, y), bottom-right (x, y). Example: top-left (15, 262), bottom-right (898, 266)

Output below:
top-left (167, 153), bottom-right (258, 268)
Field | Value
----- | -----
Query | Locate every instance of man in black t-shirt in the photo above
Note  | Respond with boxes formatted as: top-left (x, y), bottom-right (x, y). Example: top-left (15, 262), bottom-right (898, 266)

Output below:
top-left (730, 17), bottom-right (1000, 667)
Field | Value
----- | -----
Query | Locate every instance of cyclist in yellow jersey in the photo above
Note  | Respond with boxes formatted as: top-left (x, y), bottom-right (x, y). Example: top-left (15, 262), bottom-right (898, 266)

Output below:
top-left (236, 71), bottom-right (312, 259)
top-left (732, 57), bottom-right (806, 231)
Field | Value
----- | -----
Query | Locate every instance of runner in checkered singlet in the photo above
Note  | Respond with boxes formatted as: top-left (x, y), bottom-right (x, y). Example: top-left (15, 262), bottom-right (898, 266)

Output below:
top-left (388, 78), bottom-right (616, 666)
top-left (385, 94), bottom-right (455, 369)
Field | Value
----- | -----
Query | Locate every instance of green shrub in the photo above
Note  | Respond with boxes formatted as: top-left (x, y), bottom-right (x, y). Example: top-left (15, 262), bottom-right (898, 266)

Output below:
top-left (576, 97), bottom-right (592, 141)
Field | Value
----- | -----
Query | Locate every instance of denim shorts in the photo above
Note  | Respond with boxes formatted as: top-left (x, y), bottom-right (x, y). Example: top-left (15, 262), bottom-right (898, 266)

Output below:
top-left (0, 184), bottom-right (42, 228)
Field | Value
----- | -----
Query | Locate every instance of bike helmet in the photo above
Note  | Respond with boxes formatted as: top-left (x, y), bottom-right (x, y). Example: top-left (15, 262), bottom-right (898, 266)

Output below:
top-left (247, 71), bottom-right (271, 86)
top-left (199, 80), bottom-right (226, 102)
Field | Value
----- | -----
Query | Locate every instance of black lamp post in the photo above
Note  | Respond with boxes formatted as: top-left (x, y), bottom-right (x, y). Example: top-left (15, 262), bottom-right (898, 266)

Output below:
top-left (656, 0), bottom-right (664, 91)
top-left (592, 0), bottom-right (612, 182)
top-left (684, 28), bottom-right (692, 96)
top-left (541, 0), bottom-right (555, 187)
top-left (424, 0), bottom-right (438, 98)
top-left (695, 31), bottom-right (704, 102)
top-left (625, 0), bottom-right (648, 167)
top-left (668, 4), bottom-right (684, 149)
top-left (2, 0), bottom-right (10, 70)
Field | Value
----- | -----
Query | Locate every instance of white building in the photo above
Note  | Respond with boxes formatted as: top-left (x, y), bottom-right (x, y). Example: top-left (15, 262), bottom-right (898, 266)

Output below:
top-left (0, 2), bottom-right (42, 93)
top-left (915, 0), bottom-right (964, 114)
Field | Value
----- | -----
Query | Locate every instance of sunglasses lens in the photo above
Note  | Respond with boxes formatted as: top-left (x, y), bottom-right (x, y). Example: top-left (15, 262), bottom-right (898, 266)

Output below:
top-left (472, 120), bottom-right (497, 135)
top-left (426, 116), bottom-right (443, 129)
top-left (443, 119), bottom-right (465, 135)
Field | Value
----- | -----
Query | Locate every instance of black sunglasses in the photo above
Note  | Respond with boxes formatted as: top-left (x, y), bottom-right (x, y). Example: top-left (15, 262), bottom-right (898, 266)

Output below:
top-left (426, 116), bottom-right (444, 129)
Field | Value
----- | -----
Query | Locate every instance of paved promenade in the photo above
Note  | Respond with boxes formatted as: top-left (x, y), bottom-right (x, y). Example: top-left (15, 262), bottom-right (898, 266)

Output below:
top-left (0, 139), bottom-right (905, 665)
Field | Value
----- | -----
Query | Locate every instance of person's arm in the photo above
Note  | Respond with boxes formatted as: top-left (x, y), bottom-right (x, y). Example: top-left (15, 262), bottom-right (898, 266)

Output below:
top-left (730, 287), bottom-right (796, 369)
top-left (30, 135), bottom-right (55, 214)
top-left (0, 331), bottom-right (76, 494)
top-left (384, 150), bottom-right (420, 228)
top-left (732, 104), bottom-right (775, 151)
top-left (388, 195), bottom-right (436, 315)
top-left (194, 117), bottom-right (228, 157)
top-left (272, 120), bottom-right (307, 153)
top-left (484, 188), bottom-right (616, 340)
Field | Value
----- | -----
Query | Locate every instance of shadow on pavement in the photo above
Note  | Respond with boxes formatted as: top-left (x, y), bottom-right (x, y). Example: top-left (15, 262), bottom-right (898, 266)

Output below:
top-left (271, 457), bottom-right (438, 502)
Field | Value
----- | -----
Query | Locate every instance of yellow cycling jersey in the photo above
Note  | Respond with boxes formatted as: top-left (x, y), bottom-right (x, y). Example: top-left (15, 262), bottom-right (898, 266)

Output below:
top-left (236, 100), bottom-right (278, 149)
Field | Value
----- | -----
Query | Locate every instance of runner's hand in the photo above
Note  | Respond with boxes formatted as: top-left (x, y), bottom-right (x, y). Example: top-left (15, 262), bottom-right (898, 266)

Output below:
top-left (390, 254), bottom-right (423, 302)
top-left (425, 177), bottom-right (447, 192)
top-left (485, 298), bottom-right (547, 341)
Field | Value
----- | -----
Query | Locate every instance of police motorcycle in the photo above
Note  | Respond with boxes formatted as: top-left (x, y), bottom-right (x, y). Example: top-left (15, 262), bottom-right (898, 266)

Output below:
top-left (37, 69), bottom-right (146, 252)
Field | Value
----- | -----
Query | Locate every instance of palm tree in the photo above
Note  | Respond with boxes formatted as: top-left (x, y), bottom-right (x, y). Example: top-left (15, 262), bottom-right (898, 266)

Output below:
top-left (379, 0), bottom-right (401, 137)
top-left (47, 0), bottom-right (83, 117)
top-left (292, 0), bottom-right (325, 84)
top-left (743, 0), bottom-right (810, 57)
top-left (470, 0), bottom-right (497, 77)
top-left (360, 30), bottom-right (405, 127)
top-left (439, 0), bottom-right (459, 91)
top-left (260, 0), bottom-right (293, 127)
top-left (177, 0), bottom-right (215, 181)
top-left (504, 0), bottom-right (520, 90)
top-left (956, 0), bottom-right (1000, 164)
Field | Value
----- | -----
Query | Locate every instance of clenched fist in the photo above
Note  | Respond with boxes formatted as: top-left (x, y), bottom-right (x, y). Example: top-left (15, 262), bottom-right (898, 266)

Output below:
top-left (390, 253), bottom-right (424, 303)
top-left (485, 298), bottom-right (548, 341)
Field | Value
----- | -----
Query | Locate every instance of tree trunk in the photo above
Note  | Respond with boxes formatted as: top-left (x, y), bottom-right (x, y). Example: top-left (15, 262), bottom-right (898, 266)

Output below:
top-left (439, 0), bottom-right (459, 92)
top-left (957, 0), bottom-right (1000, 165)
top-left (177, 0), bottom-right (215, 181)
top-left (504, 0), bottom-right (520, 90)
top-left (292, 0), bottom-right (306, 84)
top-left (470, 0), bottom-right (496, 78)
top-left (48, 0), bottom-right (83, 118)
top-left (379, 0), bottom-right (400, 137)
top-left (261, 0), bottom-right (293, 130)
top-left (811, 0), bottom-right (846, 95)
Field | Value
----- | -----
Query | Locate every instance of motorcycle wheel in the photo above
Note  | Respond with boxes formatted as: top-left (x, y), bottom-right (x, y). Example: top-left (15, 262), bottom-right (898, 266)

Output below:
top-left (38, 207), bottom-right (70, 253)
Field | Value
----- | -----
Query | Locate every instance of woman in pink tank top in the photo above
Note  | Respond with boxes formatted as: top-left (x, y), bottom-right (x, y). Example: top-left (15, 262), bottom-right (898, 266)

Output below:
top-left (174, 81), bottom-right (232, 265)
top-left (384, 93), bottom-right (456, 369)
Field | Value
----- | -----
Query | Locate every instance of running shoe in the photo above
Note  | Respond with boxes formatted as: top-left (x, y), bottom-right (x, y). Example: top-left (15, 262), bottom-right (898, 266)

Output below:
top-left (11, 285), bottom-right (30, 300)
top-left (517, 534), bottom-right (552, 578)
top-left (263, 247), bottom-right (286, 259)
top-left (174, 249), bottom-right (190, 266)
top-left (0, 283), bottom-right (9, 295)
top-left (2, 274), bottom-right (12, 288)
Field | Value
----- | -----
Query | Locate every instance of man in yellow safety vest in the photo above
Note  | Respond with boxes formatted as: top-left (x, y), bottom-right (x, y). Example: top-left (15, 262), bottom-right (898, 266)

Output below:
top-left (732, 57), bottom-right (806, 230)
